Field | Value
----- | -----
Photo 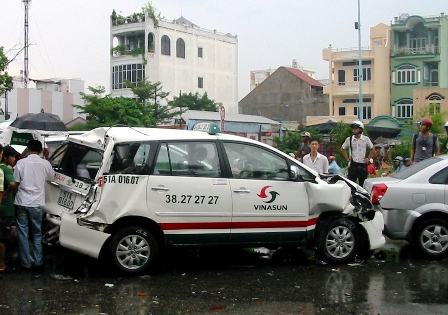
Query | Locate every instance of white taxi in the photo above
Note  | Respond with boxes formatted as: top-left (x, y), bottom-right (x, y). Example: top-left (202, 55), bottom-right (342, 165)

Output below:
top-left (45, 124), bottom-right (385, 274)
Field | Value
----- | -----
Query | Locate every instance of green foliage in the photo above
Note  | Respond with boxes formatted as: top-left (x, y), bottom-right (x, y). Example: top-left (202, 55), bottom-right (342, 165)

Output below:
top-left (111, 45), bottom-right (144, 57)
top-left (273, 131), bottom-right (300, 154)
top-left (142, 1), bottom-right (160, 27)
top-left (390, 140), bottom-right (411, 160)
top-left (329, 122), bottom-right (352, 167)
top-left (168, 92), bottom-right (219, 112)
top-left (417, 104), bottom-right (446, 135)
top-left (127, 80), bottom-right (179, 124)
top-left (0, 47), bottom-right (13, 95)
top-left (75, 86), bottom-right (157, 128)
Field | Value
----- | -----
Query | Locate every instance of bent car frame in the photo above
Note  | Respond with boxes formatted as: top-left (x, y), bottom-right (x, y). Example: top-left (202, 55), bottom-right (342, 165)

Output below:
top-left (44, 126), bottom-right (385, 274)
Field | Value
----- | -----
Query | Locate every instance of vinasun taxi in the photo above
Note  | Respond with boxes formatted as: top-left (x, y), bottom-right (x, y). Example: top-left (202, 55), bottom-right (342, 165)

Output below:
top-left (44, 123), bottom-right (385, 274)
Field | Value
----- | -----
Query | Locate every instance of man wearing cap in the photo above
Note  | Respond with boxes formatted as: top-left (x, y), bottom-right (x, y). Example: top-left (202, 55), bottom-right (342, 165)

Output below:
top-left (296, 132), bottom-right (311, 161)
top-left (341, 120), bottom-right (374, 187)
top-left (411, 118), bottom-right (440, 163)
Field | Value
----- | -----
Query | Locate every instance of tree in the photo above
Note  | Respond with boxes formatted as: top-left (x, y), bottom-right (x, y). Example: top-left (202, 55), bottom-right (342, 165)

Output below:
top-left (74, 86), bottom-right (156, 129)
top-left (273, 131), bottom-right (300, 155)
top-left (168, 92), bottom-right (220, 112)
top-left (0, 47), bottom-right (13, 95)
top-left (127, 80), bottom-right (178, 125)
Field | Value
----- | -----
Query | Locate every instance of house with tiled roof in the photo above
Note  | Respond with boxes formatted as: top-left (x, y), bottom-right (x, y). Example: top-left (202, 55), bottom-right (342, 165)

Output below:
top-left (239, 66), bottom-right (328, 124)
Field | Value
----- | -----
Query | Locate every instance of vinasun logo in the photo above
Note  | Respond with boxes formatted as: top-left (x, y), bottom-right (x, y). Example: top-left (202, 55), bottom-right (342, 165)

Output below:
top-left (257, 186), bottom-right (280, 204)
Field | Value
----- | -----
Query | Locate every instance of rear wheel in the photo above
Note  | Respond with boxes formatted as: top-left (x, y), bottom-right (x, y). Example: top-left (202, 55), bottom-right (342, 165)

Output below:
top-left (109, 226), bottom-right (158, 274)
top-left (414, 219), bottom-right (448, 259)
top-left (317, 218), bottom-right (360, 264)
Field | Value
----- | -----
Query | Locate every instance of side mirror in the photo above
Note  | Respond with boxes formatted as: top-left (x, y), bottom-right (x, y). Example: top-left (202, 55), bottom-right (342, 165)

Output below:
top-left (290, 165), bottom-right (316, 183)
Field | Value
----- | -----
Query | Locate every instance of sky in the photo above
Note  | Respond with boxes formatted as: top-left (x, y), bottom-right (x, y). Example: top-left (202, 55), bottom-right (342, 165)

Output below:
top-left (1, 0), bottom-right (446, 100)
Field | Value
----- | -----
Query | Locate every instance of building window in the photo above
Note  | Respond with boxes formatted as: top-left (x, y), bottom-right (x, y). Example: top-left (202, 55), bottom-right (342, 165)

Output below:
top-left (147, 33), bottom-right (154, 52)
top-left (429, 103), bottom-right (441, 115)
top-left (198, 77), bottom-right (204, 89)
top-left (353, 105), bottom-right (372, 120)
top-left (396, 65), bottom-right (417, 84)
top-left (353, 68), bottom-right (371, 81)
top-left (161, 35), bottom-right (171, 56)
top-left (112, 63), bottom-right (145, 89)
top-left (338, 107), bottom-right (346, 116)
top-left (395, 99), bottom-right (413, 118)
top-left (176, 38), bottom-right (185, 58)
top-left (198, 47), bottom-right (203, 58)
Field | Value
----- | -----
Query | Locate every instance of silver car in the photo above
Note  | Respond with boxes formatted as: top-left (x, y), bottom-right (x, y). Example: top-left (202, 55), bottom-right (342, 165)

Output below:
top-left (364, 156), bottom-right (448, 258)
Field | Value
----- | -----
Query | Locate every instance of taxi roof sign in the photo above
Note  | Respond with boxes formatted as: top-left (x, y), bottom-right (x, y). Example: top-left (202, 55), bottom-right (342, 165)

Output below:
top-left (192, 122), bottom-right (220, 135)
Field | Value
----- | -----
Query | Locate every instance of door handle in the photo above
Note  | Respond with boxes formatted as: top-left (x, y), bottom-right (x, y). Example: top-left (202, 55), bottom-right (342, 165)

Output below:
top-left (233, 189), bottom-right (250, 194)
top-left (49, 181), bottom-right (60, 187)
top-left (151, 186), bottom-right (169, 192)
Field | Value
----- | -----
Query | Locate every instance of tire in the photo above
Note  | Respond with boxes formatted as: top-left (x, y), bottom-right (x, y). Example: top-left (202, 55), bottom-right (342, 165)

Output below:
top-left (317, 218), bottom-right (360, 265)
top-left (414, 219), bottom-right (448, 259)
top-left (109, 226), bottom-right (158, 275)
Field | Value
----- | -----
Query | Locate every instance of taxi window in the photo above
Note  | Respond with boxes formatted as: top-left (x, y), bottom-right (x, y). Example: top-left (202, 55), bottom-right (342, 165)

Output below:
top-left (53, 143), bottom-right (103, 181)
top-left (153, 142), bottom-right (221, 177)
top-left (223, 142), bottom-right (289, 181)
top-left (109, 143), bottom-right (151, 175)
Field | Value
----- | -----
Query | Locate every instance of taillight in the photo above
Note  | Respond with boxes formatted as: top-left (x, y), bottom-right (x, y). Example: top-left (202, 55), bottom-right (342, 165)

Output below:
top-left (371, 183), bottom-right (388, 205)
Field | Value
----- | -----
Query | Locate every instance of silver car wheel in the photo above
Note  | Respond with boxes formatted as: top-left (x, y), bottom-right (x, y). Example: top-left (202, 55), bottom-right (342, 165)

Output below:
top-left (115, 234), bottom-right (150, 270)
top-left (420, 224), bottom-right (448, 255)
top-left (326, 226), bottom-right (355, 259)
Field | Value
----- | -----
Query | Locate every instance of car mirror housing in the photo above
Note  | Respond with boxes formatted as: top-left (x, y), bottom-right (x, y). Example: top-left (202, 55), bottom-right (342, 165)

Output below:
top-left (290, 165), bottom-right (316, 183)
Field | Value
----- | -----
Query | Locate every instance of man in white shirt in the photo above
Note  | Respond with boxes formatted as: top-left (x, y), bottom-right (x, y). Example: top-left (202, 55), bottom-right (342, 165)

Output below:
top-left (14, 140), bottom-right (54, 273)
top-left (303, 138), bottom-right (329, 174)
top-left (341, 120), bottom-right (374, 187)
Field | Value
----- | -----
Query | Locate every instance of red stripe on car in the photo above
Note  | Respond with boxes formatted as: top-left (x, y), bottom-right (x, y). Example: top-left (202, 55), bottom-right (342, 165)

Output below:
top-left (160, 217), bottom-right (318, 230)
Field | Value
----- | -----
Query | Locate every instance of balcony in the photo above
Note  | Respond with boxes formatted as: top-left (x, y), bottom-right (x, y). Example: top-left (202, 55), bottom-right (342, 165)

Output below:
top-left (323, 82), bottom-right (373, 96)
top-left (392, 45), bottom-right (439, 57)
top-left (323, 47), bottom-right (373, 62)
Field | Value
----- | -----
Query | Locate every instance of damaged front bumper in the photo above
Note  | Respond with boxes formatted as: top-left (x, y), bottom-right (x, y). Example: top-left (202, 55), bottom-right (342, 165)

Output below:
top-left (359, 211), bottom-right (386, 250)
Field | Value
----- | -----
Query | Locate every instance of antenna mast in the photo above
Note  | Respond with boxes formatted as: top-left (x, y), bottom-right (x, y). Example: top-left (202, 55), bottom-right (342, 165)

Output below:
top-left (23, 0), bottom-right (31, 88)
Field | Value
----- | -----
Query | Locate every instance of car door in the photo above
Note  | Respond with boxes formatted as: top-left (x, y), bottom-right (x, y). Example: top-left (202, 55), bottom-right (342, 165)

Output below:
top-left (222, 141), bottom-right (312, 245)
top-left (46, 142), bottom-right (103, 219)
top-left (147, 141), bottom-right (232, 245)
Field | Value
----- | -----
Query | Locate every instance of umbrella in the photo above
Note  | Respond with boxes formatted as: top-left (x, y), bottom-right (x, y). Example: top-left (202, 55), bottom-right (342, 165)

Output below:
top-left (10, 112), bottom-right (67, 134)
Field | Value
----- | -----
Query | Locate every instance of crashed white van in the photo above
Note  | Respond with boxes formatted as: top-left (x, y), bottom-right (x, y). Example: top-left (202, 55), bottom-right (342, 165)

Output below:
top-left (45, 125), bottom-right (385, 274)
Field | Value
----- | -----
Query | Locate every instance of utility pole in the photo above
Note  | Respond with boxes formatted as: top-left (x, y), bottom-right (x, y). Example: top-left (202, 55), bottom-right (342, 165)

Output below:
top-left (356, 0), bottom-right (362, 120)
top-left (23, 0), bottom-right (31, 88)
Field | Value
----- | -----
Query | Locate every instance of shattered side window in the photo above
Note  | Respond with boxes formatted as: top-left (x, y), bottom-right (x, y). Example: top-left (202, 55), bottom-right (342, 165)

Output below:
top-left (109, 142), bottom-right (152, 175)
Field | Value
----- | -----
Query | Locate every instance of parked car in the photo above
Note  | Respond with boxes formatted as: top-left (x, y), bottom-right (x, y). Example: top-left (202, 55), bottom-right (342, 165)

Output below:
top-left (364, 156), bottom-right (448, 258)
top-left (44, 124), bottom-right (384, 274)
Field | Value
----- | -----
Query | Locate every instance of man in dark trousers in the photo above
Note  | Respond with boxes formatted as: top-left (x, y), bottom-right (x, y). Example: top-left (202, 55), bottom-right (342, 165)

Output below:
top-left (341, 120), bottom-right (374, 187)
top-left (14, 140), bottom-right (54, 275)
top-left (411, 118), bottom-right (440, 163)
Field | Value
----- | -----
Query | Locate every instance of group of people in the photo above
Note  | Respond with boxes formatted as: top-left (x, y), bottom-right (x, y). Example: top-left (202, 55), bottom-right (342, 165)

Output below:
top-left (296, 117), bottom-right (441, 187)
top-left (0, 140), bottom-right (53, 275)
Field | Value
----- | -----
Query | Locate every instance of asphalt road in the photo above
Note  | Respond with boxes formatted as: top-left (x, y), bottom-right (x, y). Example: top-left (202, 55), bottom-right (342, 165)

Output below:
top-left (1, 242), bottom-right (448, 315)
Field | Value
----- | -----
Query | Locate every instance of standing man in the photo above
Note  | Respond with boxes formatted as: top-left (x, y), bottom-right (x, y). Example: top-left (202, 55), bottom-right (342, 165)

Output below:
top-left (411, 118), bottom-right (440, 163)
top-left (296, 132), bottom-right (311, 161)
top-left (14, 140), bottom-right (54, 273)
top-left (341, 120), bottom-right (374, 187)
top-left (303, 138), bottom-right (329, 174)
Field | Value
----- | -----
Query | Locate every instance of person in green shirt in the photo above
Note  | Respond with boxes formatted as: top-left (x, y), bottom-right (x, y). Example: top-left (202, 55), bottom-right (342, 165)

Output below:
top-left (0, 146), bottom-right (17, 272)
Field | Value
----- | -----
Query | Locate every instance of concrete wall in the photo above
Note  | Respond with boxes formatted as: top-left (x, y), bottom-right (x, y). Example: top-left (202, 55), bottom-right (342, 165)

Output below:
top-left (413, 87), bottom-right (448, 119)
top-left (111, 17), bottom-right (238, 113)
top-left (238, 68), bottom-right (328, 124)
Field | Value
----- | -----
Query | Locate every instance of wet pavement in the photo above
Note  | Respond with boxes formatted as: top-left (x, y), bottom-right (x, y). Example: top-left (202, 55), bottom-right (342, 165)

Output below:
top-left (1, 242), bottom-right (448, 314)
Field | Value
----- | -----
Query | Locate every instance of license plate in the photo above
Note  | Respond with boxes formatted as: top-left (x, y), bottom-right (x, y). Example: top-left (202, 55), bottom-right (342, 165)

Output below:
top-left (57, 191), bottom-right (75, 210)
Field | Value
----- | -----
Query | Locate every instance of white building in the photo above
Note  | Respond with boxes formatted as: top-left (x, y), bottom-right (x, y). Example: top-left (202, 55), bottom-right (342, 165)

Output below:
top-left (0, 77), bottom-right (85, 123)
top-left (110, 13), bottom-right (238, 113)
top-left (250, 60), bottom-right (316, 91)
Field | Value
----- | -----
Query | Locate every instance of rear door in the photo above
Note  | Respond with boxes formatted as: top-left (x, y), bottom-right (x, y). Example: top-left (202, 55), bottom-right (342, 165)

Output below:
top-left (222, 141), bottom-right (312, 245)
top-left (147, 141), bottom-right (233, 245)
top-left (45, 142), bottom-right (103, 218)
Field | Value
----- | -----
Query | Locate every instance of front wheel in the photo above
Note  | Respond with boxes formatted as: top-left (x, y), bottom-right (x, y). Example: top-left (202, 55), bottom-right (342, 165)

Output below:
top-left (414, 219), bottom-right (448, 259)
top-left (109, 226), bottom-right (159, 275)
top-left (316, 218), bottom-right (360, 264)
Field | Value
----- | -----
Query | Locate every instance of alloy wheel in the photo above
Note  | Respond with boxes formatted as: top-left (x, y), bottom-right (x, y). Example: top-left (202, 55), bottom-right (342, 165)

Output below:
top-left (326, 225), bottom-right (355, 259)
top-left (115, 234), bottom-right (151, 270)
